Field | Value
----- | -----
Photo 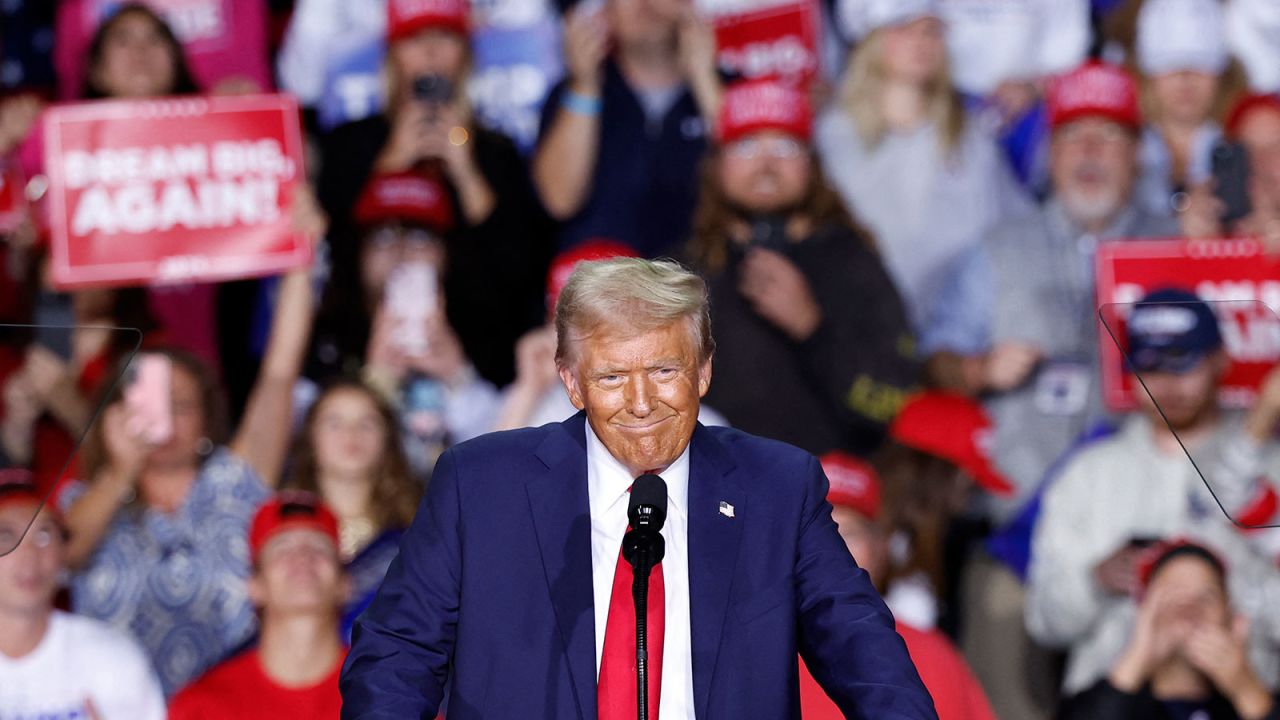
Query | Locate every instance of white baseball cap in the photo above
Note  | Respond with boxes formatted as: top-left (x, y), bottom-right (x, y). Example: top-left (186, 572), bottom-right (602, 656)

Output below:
top-left (1136, 0), bottom-right (1229, 76)
top-left (838, 0), bottom-right (940, 42)
top-left (1226, 0), bottom-right (1280, 92)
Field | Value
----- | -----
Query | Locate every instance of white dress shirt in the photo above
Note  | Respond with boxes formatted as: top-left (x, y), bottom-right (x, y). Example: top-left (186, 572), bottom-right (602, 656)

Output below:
top-left (586, 424), bottom-right (695, 718)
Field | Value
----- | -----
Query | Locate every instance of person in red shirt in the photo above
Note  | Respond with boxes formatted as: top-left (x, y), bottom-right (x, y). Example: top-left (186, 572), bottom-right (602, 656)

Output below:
top-left (800, 452), bottom-right (997, 720)
top-left (168, 491), bottom-right (350, 719)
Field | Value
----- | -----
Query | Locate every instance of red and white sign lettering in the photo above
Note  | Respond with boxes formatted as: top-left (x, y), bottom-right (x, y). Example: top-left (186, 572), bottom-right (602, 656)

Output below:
top-left (43, 94), bottom-right (309, 288)
top-left (1096, 238), bottom-right (1280, 410)
top-left (702, 0), bottom-right (821, 85)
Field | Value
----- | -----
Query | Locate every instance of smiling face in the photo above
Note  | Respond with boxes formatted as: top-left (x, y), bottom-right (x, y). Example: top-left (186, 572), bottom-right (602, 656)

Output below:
top-left (559, 320), bottom-right (710, 476)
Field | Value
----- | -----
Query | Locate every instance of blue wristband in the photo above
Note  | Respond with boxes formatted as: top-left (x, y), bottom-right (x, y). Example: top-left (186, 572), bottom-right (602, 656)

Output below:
top-left (562, 90), bottom-right (603, 116)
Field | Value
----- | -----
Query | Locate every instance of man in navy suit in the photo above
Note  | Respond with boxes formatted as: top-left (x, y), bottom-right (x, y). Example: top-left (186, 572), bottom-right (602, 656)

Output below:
top-left (340, 258), bottom-right (937, 719)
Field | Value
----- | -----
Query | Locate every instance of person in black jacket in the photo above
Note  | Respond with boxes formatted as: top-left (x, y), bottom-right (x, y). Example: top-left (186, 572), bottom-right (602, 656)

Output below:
top-left (313, 0), bottom-right (552, 387)
top-left (1069, 540), bottom-right (1280, 720)
top-left (688, 80), bottom-right (918, 457)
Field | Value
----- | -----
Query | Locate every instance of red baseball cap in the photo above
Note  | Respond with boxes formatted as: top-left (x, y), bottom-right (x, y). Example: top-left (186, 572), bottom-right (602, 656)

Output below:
top-left (889, 392), bottom-right (1014, 496)
top-left (0, 469), bottom-right (62, 527)
top-left (249, 490), bottom-right (340, 563)
top-left (546, 239), bottom-right (639, 311)
top-left (1225, 93), bottom-right (1280, 140)
top-left (354, 171), bottom-right (454, 233)
top-left (821, 452), bottom-right (881, 521)
top-left (1046, 61), bottom-right (1141, 132)
top-left (387, 0), bottom-right (469, 41)
top-left (719, 80), bottom-right (813, 145)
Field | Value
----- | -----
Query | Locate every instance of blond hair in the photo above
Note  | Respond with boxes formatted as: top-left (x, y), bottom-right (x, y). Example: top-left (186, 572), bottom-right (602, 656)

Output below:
top-left (554, 258), bottom-right (714, 367)
top-left (837, 27), bottom-right (966, 154)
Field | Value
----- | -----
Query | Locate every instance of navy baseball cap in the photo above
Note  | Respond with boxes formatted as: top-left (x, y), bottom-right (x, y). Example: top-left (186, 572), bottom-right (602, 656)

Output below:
top-left (1126, 288), bottom-right (1223, 373)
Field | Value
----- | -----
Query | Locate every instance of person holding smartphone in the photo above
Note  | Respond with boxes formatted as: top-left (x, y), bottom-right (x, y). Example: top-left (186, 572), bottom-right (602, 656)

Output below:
top-left (1027, 289), bottom-right (1280, 705)
top-left (316, 0), bottom-right (552, 390)
top-left (687, 80), bottom-right (917, 458)
top-left (312, 171), bottom-right (501, 478)
top-left (1180, 94), bottom-right (1280, 251)
top-left (55, 244), bottom-right (320, 698)
top-left (531, 0), bottom-right (721, 259)
top-left (1130, 0), bottom-right (1241, 219)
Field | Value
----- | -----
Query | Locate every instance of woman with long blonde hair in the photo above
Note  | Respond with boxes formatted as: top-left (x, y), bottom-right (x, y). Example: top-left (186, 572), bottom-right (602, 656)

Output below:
top-left (816, 3), bottom-right (1028, 349)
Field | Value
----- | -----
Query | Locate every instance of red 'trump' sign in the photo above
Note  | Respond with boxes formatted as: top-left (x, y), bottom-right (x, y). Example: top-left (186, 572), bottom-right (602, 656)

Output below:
top-left (1096, 238), bottom-right (1280, 411)
top-left (703, 0), bottom-right (821, 86)
top-left (43, 93), bottom-right (309, 288)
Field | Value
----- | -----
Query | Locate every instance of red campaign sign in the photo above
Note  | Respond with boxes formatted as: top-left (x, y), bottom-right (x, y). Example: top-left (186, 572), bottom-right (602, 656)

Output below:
top-left (0, 160), bottom-right (26, 234)
top-left (43, 94), bottom-right (309, 288)
top-left (1096, 238), bottom-right (1280, 411)
top-left (706, 0), bottom-right (821, 86)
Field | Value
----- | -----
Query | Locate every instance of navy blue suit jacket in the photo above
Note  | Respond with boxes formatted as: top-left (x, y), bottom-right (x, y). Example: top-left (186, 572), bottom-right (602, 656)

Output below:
top-left (340, 413), bottom-right (937, 719)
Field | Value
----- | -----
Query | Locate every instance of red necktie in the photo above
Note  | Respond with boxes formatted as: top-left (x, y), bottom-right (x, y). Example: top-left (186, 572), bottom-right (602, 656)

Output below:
top-left (597, 527), bottom-right (665, 720)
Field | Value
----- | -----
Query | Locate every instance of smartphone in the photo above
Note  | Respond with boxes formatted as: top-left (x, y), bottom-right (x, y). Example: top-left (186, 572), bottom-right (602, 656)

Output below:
top-left (125, 353), bottom-right (174, 446)
top-left (1212, 141), bottom-right (1252, 227)
top-left (747, 215), bottom-right (789, 251)
top-left (412, 75), bottom-right (454, 105)
top-left (384, 262), bottom-right (439, 356)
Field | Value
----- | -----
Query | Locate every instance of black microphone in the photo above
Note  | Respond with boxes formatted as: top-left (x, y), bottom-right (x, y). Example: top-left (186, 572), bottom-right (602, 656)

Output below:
top-left (624, 474), bottom-right (667, 567)
top-left (623, 473), bottom-right (667, 720)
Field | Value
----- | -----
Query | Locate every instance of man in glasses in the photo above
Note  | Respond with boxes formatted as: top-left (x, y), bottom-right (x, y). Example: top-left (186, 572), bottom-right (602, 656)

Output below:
top-left (689, 79), bottom-right (918, 457)
top-left (0, 472), bottom-right (165, 719)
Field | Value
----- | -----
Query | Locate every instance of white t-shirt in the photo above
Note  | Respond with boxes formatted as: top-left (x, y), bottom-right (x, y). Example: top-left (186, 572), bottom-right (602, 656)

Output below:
top-left (0, 611), bottom-right (166, 720)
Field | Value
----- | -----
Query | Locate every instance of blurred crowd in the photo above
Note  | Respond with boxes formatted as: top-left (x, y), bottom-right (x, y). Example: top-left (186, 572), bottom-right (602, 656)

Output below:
top-left (5, 0), bottom-right (1280, 718)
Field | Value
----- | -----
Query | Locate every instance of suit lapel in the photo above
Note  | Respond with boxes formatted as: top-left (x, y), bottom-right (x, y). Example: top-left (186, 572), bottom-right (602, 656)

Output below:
top-left (686, 425), bottom-right (744, 719)
top-left (528, 412), bottom-right (597, 720)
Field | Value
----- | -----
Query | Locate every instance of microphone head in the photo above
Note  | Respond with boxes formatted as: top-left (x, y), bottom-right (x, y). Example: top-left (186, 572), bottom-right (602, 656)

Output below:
top-left (628, 473), bottom-right (668, 532)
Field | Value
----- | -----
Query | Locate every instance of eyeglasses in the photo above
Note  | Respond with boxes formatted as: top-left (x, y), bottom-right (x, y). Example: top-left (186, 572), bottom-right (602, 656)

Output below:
top-left (0, 526), bottom-right (61, 550)
top-left (1055, 122), bottom-right (1133, 147)
top-left (725, 137), bottom-right (807, 160)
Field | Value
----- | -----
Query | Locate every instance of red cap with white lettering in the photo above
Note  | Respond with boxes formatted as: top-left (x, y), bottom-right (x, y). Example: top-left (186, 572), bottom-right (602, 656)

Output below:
top-left (821, 452), bottom-right (881, 521)
top-left (388, 0), bottom-right (469, 41)
top-left (1046, 61), bottom-right (1141, 131)
top-left (354, 171), bottom-right (454, 232)
top-left (719, 80), bottom-right (812, 145)
top-left (546, 239), bottom-right (639, 311)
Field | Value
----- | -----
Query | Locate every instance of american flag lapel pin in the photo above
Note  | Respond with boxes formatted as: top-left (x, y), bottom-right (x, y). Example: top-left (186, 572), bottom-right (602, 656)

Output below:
top-left (718, 501), bottom-right (735, 518)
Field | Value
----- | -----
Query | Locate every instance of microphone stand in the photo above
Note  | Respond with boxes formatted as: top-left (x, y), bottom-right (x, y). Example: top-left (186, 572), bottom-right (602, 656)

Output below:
top-left (632, 541), bottom-right (653, 720)
top-left (624, 475), bottom-right (667, 720)
top-left (625, 528), bottom-right (662, 720)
